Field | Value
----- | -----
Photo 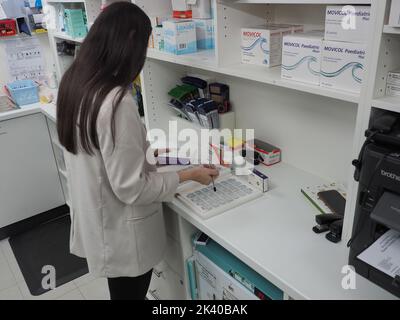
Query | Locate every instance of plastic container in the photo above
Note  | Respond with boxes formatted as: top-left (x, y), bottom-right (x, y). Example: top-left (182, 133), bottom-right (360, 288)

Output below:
top-left (6, 80), bottom-right (39, 106)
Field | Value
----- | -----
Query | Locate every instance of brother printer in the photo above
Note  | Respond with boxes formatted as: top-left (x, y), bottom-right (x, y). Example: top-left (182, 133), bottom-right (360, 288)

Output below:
top-left (349, 111), bottom-right (400, 298)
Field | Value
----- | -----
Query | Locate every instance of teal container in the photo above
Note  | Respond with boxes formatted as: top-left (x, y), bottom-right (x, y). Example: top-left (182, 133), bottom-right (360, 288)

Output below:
top-left (194, 238), bottom-right (284, 300)
top-left (64, 9), bottom-right (87, 38)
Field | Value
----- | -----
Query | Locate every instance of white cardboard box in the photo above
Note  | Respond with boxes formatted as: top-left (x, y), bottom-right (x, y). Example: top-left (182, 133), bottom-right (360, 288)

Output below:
top-left (325, 5), bottom-right (371, 43)
top-left (281, 33), bottom-right (324, 85)
top-left (163, 20), bottom-right (197, 55)
top-left (386, 83), bottom-right (400, 96)
top-left (320, 40), bottom-right (367, 93)
top-left (389, 0), bottom-right (400, 26)
top-left (387, 68), bottom-right (400, 86)
top-left (241, 25), bottom-right (290, 67)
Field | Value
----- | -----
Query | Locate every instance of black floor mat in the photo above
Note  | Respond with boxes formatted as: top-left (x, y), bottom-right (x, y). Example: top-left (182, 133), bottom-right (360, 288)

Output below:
top-left (9, 214), bottom-right (88, 296)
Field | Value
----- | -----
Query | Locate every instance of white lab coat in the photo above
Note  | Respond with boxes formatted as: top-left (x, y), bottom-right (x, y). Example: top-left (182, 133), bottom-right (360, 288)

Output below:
top-left (64, 89), bottom-right (179, 277)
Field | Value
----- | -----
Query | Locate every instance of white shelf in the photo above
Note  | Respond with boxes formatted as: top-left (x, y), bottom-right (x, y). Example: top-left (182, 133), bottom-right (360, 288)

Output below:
top-left (147, 48), bottom-right (218, 69)
top-left (147, 49), bottom-right (359, 103)
top-left (372, 95), bottom-right (400, 113)
top-left (383, 25), bottom-right (400, 35)
top-left (52, 31), bottom-right (84, 43)
top-left (220, 63), bottom-right (360, 103)
top-left (232, 0), bottom-right (371, 3)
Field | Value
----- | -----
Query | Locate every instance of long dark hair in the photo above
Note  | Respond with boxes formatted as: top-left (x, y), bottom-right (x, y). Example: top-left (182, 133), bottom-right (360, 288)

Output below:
top-left (57, 2), bottom-right (152, 155)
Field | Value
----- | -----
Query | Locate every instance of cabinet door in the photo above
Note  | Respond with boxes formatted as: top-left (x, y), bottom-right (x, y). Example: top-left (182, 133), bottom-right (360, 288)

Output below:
top-left (0, 113), bottom-right (65, 228)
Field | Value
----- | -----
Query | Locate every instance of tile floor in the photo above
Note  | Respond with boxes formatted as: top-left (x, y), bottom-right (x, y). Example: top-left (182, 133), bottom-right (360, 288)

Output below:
top-left (0, 238), bottom-right (110, 300)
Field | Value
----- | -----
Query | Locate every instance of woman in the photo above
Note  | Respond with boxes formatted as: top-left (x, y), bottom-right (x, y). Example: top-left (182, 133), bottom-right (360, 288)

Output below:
top-left (57, 2), bottom-right (218, 300)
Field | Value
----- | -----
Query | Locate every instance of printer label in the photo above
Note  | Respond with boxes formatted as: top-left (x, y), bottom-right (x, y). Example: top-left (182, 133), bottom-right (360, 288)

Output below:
top-left (381, 170), bottom-right (400, 182)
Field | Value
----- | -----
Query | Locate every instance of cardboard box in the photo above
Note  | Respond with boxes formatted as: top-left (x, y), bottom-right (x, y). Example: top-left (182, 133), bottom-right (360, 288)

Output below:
top-left (241, 25), bottom-right (288, 67)
top-left (386, 83), bottom-right (400, 96)
top-left (387, 68), bottom-right (400, 86)
top-left (325, 5), bottom-right (371, 43)
top-left (320, 41), bottom-right (367, 93)
top-left (247, 169), bottom-right (269, 193)
top-left (389, 0), bottom-right (400, 26)
top-left (194, 18), bottom-right (214, 49)
top-left (163, 20), bottom-right (197, 55)
top-left (281, 33), bottom-right (324, 85)
top-left (153, 26), bottom-right (164, 51)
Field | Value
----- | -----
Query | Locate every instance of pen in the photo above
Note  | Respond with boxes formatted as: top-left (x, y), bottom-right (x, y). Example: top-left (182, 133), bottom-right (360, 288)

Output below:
top-left (211, 176), bottom-right (216, 192)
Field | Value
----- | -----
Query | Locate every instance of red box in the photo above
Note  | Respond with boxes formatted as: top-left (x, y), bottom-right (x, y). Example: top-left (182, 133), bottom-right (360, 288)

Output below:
top-left (0, 19), bottom-right (18, 37)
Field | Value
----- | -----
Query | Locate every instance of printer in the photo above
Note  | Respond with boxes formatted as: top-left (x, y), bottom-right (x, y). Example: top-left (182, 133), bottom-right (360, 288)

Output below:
top-left (349, 112), bottom-right (400, 297)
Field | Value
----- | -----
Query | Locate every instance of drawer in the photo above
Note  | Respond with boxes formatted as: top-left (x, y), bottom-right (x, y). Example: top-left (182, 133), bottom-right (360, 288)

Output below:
top-left (163, 205), bottom-right (180, 242)
top-left (46, 117), bottom-right (59, 143)
top-left (164, 235), bottom-right (183, 276)
top-left (53, 143), bottom-right (66, 172)
top-left (60, 173), bottom-right (70, 204)
top-left (148, 261), bottom-right (185, 300)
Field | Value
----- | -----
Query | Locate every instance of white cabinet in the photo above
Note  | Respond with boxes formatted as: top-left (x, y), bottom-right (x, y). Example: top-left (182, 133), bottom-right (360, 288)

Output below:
top-left (46, 117), bottom-right (71, 206)
top-left (0, 113), bottom-right (65, 228)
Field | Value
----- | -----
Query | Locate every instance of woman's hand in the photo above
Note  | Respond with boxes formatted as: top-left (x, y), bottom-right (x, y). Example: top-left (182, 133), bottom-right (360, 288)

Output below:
top-left (178, 166), bottom-right (219, 185)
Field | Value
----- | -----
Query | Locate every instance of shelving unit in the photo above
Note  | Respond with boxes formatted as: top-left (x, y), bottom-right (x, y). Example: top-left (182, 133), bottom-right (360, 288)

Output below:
top-left (342, 0), bottom-right (400, 242)
top-left (383, 25), bottom-right (400, 34)
top-left (44, 0), bottom-right (399, 300)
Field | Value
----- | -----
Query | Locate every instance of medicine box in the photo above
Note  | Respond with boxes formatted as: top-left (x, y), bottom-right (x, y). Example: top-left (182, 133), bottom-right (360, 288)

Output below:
top-left (163, 20), bottom-right (197, 55)
top-left (320, 41), bottom-right (367, 93)
top-left (386, 84), bottom-right (400, 97)
top-left (387, 69), bottom-right (400, 86)
top-left (389, 0), bottom-right (400, 26)
top-left (153, 26), bottom-right (164, 51)
top-left (194, 18), bottom-right (214, 50)
top-left (250, 139), bottom-right (281, 166)
top-left (324, 5), bottom-right (371, 43)
top-left (241, 25), bottom-right (287, 67)
top-left (247, 169), bottom-right (269, 193)
top-left (281, 33), bottom-right (324, 85)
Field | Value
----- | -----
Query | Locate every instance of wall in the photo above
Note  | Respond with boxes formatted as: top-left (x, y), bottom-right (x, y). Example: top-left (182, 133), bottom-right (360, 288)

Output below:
top-left (0, 33), bottom-right (55, 89)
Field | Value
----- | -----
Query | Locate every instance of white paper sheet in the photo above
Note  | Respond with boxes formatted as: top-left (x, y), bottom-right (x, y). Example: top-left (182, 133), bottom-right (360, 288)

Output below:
top-left (5, 37), bottom-right (46, 82)
top-left (358, 229), bottom-right (400, 279)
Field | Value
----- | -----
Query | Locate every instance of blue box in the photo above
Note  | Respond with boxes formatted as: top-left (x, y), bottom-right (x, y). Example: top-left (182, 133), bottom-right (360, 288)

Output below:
top-left (6, 80), bottom-right (39, 106)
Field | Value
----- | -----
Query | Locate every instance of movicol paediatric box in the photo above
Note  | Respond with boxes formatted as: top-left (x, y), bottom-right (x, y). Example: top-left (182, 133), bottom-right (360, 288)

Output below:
top-left (163, 20), bottom-right (197, 55)
top-left (320, 41), bottom-right (367, 93)
top-left (194, 18), bottom-right (214, 49)
top-left (241, 25), bottom-right (289, 67)
top-left (281, 32), bottom-right (324, 85)
top-left (325, 5), bottom-right (371, 43)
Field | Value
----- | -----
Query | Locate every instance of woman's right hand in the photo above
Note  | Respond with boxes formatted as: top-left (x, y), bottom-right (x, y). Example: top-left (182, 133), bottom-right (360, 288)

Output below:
top-left (178, 166), bottom-right (219, 185)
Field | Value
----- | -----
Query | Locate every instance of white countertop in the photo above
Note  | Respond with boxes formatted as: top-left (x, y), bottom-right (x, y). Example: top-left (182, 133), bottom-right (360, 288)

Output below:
top-left (167, 162), bottom-right (398, 300)
top-left (0, 102), bottom-right (57, 122)
top-left (5, 103), bottom-right (395, 300)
